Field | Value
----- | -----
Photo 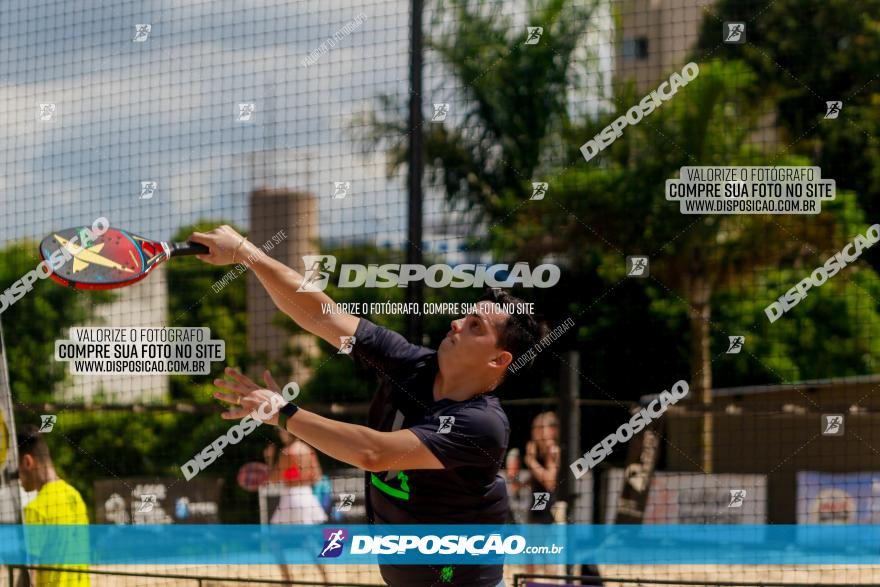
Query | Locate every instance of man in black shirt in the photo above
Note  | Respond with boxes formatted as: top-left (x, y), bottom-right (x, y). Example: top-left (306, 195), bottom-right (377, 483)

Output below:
top-left (193, 226), bottom-right (544, 587)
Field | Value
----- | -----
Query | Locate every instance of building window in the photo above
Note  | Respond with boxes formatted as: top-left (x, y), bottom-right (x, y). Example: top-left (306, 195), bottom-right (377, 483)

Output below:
top-left (622, 37), bottom-right (649, 60)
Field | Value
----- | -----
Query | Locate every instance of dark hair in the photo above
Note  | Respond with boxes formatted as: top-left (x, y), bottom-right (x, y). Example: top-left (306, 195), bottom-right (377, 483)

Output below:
top-left (17, 425), bottom-right (50, 461)
top-left (479, 288), bottom-right (546, 378)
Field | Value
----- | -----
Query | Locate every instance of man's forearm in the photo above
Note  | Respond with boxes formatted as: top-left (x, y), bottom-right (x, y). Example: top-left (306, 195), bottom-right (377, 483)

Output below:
top-left (243, 245), bottom-right (358, 346)
top-left (244, 246), bottom-right (327, 326)
top-left (283, 409), bottom-right (385, 472)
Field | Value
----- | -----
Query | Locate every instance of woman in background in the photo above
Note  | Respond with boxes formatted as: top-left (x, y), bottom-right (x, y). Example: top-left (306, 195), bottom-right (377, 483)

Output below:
top-left (522, 412), bottom-right (603, 586)
top-left (266, 429), bottom-right (328, 525)
top-left (520, 412), bottom-right (561, 578)
top-left (265, 429), bottom-right (328, 583)
top-left (525, 411), bottom-right (560, 524)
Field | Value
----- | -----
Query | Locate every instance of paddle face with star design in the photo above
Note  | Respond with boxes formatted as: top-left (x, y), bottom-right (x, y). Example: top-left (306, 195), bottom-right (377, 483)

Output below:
top-left (39, 226), bottom-right (207, 290)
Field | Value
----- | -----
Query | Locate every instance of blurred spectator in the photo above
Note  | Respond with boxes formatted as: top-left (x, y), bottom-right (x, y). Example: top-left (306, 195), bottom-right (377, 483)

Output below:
top-left (505, 447), bottom-right (524, 490)
top-left (525, 412), bottom-right (560, 524)
top-left (265, 429), bottom-right (327, 524)
top-left (523, 412), bottom-right (561, 578)
top-left (265, 429), bottom-right (328, 583)
top-left (17, 425), bottom-right (90, 587)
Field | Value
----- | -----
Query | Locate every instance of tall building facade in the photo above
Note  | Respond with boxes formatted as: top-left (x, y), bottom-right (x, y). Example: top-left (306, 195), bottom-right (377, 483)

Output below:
top-left (616, 0), bottom-right (715, 91)
top-left (248, 188), bottom-right (320, 382)
top-left (615, 0), bottom-right (777, 145)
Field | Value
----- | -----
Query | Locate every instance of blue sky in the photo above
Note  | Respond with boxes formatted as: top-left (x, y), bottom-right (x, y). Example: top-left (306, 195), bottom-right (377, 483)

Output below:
top-left (0, 0), bottom-right (610, 255)
top-left (0, 0), bottom-right (413, 247)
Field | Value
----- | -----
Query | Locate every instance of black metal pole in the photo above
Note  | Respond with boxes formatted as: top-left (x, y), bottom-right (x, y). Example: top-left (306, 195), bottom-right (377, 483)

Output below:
top-left (558, 350), bottom-right (580, 509)
top-left (558, 350), bottom-right (581, 577)
top-left (406, 0), bottom-right (424, 344)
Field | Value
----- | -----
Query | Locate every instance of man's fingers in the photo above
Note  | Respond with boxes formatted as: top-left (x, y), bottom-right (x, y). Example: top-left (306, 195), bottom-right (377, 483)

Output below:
top-left (189, 232), bottom-right (211, 247)
top-left (263, 370), bottom-right (281, 393)
top-left (213, 379), bottom-right (248, 395)
top-left (225, 367), bottom-right (258, 389)
top-left (191, 232), bottom-right (214, 262)
top-left (213, 391), bottom-right (241, 405)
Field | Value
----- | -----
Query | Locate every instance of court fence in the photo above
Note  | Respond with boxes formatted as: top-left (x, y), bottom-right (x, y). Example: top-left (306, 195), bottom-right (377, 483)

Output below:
top-left (512, 573), bottom-right (880, 587)
top-left (3, 565), bottom-right (384, 587)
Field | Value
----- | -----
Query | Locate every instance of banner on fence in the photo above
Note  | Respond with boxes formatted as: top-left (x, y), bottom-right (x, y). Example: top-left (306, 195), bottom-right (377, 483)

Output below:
top-left (95, 477), bottom-right (222, 524)
top-left (796, 471), bottom-right (880, 524)
top-left (605, 470), bottom-right (767, 524)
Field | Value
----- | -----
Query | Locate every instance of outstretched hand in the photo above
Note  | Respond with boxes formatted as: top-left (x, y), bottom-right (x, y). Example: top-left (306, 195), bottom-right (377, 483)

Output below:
top-left (213, 367), bottom-right (286, 425)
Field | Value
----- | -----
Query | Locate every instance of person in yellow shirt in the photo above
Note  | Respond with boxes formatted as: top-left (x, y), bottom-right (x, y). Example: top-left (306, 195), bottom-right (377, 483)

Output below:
top-left (17, 426), bottom-right (90, 587)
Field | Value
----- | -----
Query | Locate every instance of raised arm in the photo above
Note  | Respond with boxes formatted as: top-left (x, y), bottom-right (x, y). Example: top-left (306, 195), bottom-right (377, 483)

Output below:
top-left (190, 225), bottom-right (359, 348)
top-left (280, 410), bottom-right (443, 473)
top-left (214, 377), bottom-right (443, 472)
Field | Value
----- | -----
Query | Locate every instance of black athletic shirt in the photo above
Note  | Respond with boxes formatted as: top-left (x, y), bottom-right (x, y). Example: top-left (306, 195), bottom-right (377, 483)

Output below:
top-left (350, 318), bottom-right (510, 587)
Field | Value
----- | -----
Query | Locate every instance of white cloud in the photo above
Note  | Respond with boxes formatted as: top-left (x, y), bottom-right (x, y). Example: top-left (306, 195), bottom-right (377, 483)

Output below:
top-left (0, 0), bottom-right (596, 247)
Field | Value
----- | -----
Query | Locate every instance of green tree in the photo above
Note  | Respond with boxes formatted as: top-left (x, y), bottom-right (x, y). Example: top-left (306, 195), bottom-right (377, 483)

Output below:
top-left (359, 0), bottom-right (714, 432)
top-left (0, 243), bottom-right (115, 403)
top-left (713, 265), bottom-right (880, 385)
top-left (361, 0), bottom-right (880, 471)
top-left (360, 0), bottom-right (599, 225)
top-left (358, 0), bottom-right (604, 405)
top-left (695, 0), bottom-right (880, 137)
top-left (694, 0), bottom-right (880, 232)
top-left (506, 60), bottom-right (874, 469)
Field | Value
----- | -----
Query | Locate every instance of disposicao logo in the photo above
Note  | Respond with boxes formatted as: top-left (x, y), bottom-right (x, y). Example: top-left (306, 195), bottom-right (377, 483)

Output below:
top-left (297, 255), bottom-right (560, 290)
top-left (319, 529), bottom-right (348, 558)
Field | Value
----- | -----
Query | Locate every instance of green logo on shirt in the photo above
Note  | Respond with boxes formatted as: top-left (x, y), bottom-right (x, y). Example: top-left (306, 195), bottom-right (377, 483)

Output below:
top-left (370, 471), bottom-right (410, 500)
top-left (440, 566), bottom-right (454, 582)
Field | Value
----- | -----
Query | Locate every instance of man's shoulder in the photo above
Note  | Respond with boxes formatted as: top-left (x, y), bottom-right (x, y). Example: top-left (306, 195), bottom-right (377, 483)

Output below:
top-left (26, 480), bottom-right (86, 522)
top-left (54, 479), bottom-right (85, 497)
top-left (44, 480), bottom-right (86, 507)
top-left (353, 319), bottom-right (436, 370)
top-left (449, 393), bottom-right (506, 415)
top-left (356, 319), bottom-right (434, 353)
top-left (440, 395), bottom-right (509, 434)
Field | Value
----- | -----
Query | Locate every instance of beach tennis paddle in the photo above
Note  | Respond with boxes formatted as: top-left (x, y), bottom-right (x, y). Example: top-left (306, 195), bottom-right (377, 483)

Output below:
top-left (237, 461), bottom-right (270, 492)
top-left (39, 225), bottom-right (209, 290)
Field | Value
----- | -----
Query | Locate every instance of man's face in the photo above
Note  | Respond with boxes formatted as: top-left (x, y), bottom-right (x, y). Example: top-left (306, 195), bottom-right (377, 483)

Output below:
top-left (438, 301), bottom-right (512, 380)
top-left (18, 454), bottom-right (36, 492)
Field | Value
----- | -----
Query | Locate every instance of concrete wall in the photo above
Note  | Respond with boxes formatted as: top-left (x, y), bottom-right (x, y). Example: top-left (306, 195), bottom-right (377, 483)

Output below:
top-left (666, 406), bottom-right (880, 522)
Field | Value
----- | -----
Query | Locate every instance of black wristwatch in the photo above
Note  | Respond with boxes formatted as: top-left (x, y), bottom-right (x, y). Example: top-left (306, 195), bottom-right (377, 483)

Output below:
top-left (277, 402), bottom-right (299, 430)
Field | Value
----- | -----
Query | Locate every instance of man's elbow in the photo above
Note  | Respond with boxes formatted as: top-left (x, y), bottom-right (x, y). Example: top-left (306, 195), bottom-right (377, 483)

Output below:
top-left (357, 449), bottom-right (385, 473)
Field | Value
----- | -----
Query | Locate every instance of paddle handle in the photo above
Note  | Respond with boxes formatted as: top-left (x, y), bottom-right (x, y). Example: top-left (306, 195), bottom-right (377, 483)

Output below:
top-left (168, 241), bottom-right (210, 257)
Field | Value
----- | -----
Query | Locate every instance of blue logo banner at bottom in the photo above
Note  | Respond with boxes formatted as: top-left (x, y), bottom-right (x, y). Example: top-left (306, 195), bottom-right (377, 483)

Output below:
top-left (1, 525), bottom-right (880, 565)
